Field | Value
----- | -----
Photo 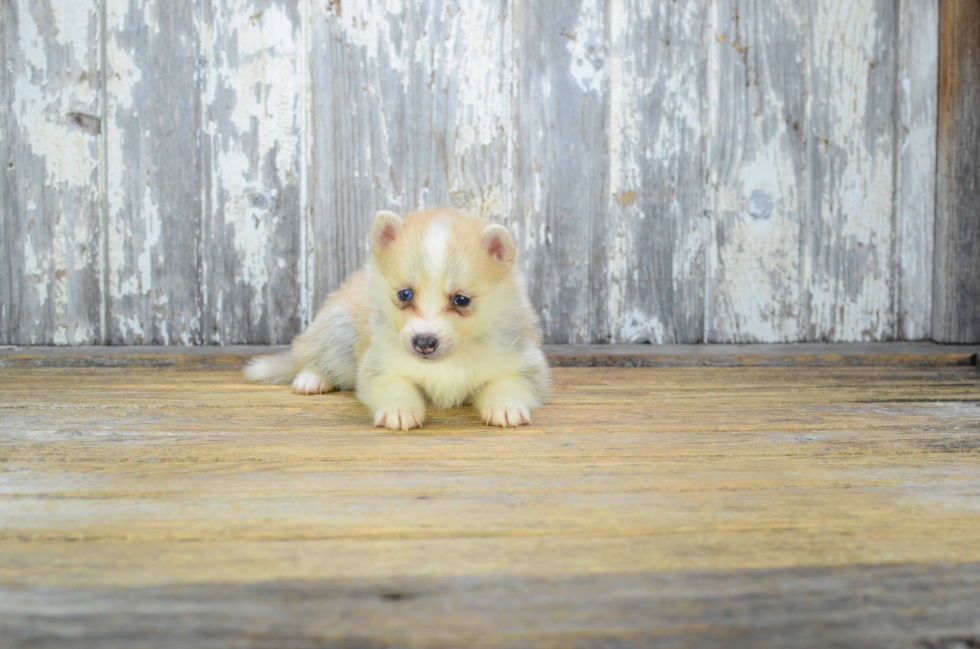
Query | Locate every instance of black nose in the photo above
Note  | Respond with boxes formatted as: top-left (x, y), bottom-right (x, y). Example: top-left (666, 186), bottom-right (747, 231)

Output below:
top-left (412, 335), bottom-right (439, 355)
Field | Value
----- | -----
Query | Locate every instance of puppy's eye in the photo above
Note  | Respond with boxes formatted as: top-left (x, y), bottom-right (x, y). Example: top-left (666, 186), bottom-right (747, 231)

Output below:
top-left (398, 289), bottom-right (413, 302)
top-left (452, 295), bottom-right (471, 307)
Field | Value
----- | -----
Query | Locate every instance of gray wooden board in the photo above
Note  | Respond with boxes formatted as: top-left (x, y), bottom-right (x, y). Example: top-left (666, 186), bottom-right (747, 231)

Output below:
top-left (806, 0), bottom-right (898, 342)
top-left (897, 0), bottom-right (938, 341)
top-left (199, 0), bottom-right (307, 345)
top-left (706, 0), bottom-right (807, 343)
top-left (602, 0), bottom-right (706, 344)
top-left (0, 343), bottom-right (975, 369)
top-left (934, 0), bottom-right (980, 343)
top-left (1, 0), bottom-right (7, 343)
top-left (1, 0), bottom-right (103, 345)
top-left (104, 0), bottom-right (204, 345)
top-left (3, 562), bottom-right (980, 648)
top-left (0, 0), bottom-right (952, 345)
top-left (516, 0), bottom-right (606, 344)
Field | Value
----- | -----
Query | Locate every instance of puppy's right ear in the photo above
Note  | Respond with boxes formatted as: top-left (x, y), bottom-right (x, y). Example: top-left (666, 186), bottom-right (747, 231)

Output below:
top-left (371, 210), bottom-right (403, 253)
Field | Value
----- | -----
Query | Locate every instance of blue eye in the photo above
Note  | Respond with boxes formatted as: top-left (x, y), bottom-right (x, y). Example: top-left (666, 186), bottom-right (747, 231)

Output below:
top-left (453, 295), bottom-right (471, 307)
top-left (398, 289), bottom-right (413, 302)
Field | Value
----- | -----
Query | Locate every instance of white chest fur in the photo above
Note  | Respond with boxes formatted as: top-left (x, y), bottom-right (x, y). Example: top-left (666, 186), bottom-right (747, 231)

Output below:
top-left (388, 344), bottom-right (521, 409)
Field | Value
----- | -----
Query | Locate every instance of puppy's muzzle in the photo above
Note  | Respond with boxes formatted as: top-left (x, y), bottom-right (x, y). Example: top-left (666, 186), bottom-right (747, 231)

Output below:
top-left (412, 334), bottom-right (439, 356)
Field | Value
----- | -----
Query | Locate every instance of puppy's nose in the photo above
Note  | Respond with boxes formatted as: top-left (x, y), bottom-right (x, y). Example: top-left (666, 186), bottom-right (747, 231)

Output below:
top-left (412, 334), bottom-right (439, 355)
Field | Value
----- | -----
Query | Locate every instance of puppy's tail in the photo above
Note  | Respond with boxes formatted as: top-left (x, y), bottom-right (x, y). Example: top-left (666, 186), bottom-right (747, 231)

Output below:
top-left (244, 351), bottom-right (300, 385)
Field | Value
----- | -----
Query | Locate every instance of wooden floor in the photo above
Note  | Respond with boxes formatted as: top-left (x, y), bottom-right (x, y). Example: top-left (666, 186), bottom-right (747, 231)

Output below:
top-left (2, 347), bottom-right (980, 647)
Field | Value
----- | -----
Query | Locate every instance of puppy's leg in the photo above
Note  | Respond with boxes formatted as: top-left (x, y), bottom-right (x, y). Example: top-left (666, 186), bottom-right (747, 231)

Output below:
top-left (472, 376), bottom-right (537, 428)
top-left (292, 371), bottom-right (334, 395)
top-left (359, 375), bottom-right (426, 431)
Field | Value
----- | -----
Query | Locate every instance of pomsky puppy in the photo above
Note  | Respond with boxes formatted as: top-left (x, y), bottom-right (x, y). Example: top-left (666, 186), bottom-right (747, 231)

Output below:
top-left (246, 208), bottom-right (551, 430)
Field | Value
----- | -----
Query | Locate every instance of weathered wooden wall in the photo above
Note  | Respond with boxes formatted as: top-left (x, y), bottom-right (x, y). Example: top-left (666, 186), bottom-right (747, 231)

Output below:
top-left (934, 0), bottom-right (980, 344)
top-left (0, 0), bottom-right (942, 345)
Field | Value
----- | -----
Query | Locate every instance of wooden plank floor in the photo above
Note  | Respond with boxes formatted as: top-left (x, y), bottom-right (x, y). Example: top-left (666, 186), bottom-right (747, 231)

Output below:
top-left (1, 352), bottom-right (980, 647)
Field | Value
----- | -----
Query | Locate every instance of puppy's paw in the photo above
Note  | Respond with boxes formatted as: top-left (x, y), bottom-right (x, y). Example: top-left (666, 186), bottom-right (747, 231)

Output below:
top-left (480, 401), bottom-right (531, 428)
top-left (374, 405), bottom-right (426, 431)
top-left (293, 371), bottom-right (333, 395)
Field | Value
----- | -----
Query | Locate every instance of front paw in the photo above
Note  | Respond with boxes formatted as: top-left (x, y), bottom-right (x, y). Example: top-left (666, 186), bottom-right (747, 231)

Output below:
top-left (480, 401), bottom-right (531, 428)
top-left (374, 405), bottom-right (426, 431)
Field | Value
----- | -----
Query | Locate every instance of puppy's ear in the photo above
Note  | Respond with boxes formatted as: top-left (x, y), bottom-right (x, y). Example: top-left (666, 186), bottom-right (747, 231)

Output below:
top-left (371, 210), bottom-right (403, 253)
top-left (482, 224), bottom-right (516, 268)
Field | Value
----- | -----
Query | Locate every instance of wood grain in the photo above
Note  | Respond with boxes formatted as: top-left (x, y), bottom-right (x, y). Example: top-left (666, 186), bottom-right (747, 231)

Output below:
top-left (0, 360), bottom-right (978, 645)
top-left (104, 0), bottom-right (204, 344)
top-left (1, 0), bottom-right (103, 345)
top-left (896, 0), bottom-right (937, 341)
top-left (4, 563), bottom-right (980, 648)
top-left (806, 0), bottom-right (897, 341)
top-left (707, 0), bottom-right (807, 343)
top-left (199, 0), bottom-right (307, 345)
top-left (602, 0), bottom-right (706, 344)
top-left (517, 0), bottom-right (605, 344)
top-left (934, 0), bottom-right (980, 343)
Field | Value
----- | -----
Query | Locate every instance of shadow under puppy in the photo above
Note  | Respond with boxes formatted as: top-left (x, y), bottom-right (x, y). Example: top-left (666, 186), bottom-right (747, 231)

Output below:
top-left (246, 208), bottom-right (551, 430)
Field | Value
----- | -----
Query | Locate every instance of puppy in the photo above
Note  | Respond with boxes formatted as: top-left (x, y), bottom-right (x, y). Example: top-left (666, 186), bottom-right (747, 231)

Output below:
top-left (246, 208), bottom-right (551, 430)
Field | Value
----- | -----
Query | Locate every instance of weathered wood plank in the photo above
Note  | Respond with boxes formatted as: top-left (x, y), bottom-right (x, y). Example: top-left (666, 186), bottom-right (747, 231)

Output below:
top-left (199, 0), bottom-right (307, 344)
top-left (1, 0), bottom-right (8, 341)
top-left (0, 0), bottom-right (103, 345)
top-left (806, 1), bottom-right (898, 341)
top-left (896, 0), bottom-right (937, 341)
top-left (543, 342), bottom-right (978, 367)
top-left (934, 0), bottom-right (980, 343)
top-left (1, 342), bottom-right (977, 369)
top-left (707, 0), bottom-right (807, 343)
top-left (602, 0), bottom-right (706, 344)
top-left (4, 563), bottom-right (980, 648)
top-left (104, 0), bottom-right (203, 344)
top-left (0, 362), bottom-right (978, 645)
top-left (0, 366), bottom-right (978, 545)
top-left (312, 0), bottom-right (517, 303)
top-left (516, 0), bottom-right (606, 343)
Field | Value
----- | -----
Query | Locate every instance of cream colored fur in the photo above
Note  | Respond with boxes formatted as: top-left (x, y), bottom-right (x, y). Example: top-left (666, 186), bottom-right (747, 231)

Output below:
top-left (245, 208), bottom-right (551, 430)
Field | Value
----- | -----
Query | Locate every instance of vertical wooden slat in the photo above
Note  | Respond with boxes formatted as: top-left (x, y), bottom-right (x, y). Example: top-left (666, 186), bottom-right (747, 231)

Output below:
top-left (895, 0), bottom-right (937, 341)
top-left (516, 0), bottom-right (606, 343)
top-left (312, 0), bottom-right (517, 304)
top-left (934, 0), bottom-right (980, 343)
top-left (1, 0), bottom-right (10, 340)
top-left (299, 0), bottom-right (315, 331)
top-left (1, 0), bottom-right (103, 345)
top-left (602, 0), bottom-right (706, 344)
top-left (104, 0), bottom-right (203, 345)
top-left (200, 0), bottom-right (306, 344)
top-left (706, 0), bottom-right (808, 343)
top-left (805, 0), bottom-right (897, 341)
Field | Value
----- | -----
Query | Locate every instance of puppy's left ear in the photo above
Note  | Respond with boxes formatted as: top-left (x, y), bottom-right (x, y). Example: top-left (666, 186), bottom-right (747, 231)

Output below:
top-left (482, 224), bottom-right (516, 268)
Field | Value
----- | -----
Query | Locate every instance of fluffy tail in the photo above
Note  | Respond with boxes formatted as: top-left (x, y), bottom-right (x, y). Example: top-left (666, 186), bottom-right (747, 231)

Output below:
top-left (244, 351), bottom-right (300, 385)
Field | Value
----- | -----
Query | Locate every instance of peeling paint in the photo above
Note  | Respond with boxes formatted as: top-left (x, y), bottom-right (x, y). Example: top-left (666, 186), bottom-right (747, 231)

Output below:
top-left (621, 310), bottom-right (666, 344)
top-left (2, 0), bottom-right (102, 344)
top-left (807, 1), bottom-right (897, 341)
top-left (202, 0), bottom-right (305, 343)
top-left (566, 0), bottom-right (606, 94)
top-left (606, 0), bottom-right (705, 343)
top-left (895, 0), bottom-right (937, 341)
top-left (104, 0), bottom-right (204, 344)
top-left (1, 0), bottom-right (940, 346)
